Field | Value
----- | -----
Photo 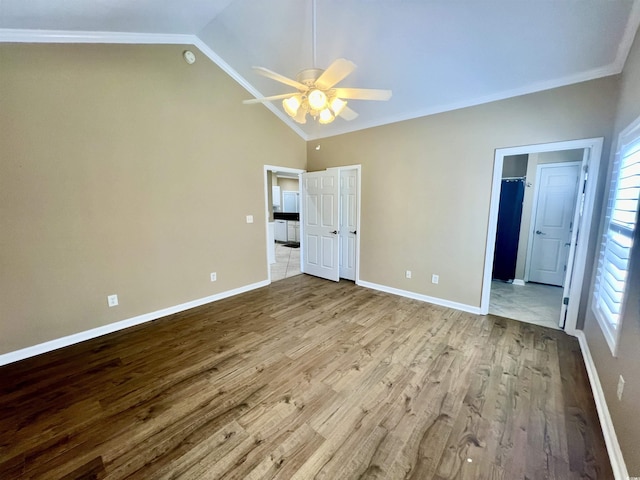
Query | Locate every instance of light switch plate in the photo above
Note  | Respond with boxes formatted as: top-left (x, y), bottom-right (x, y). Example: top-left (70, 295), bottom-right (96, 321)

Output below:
top-left (246, 215), bottom-right (254, 223)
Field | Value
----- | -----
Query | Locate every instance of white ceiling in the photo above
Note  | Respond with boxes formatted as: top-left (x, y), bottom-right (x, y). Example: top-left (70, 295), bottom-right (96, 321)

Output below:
top-left (1, 0), bottom-right (639, 140)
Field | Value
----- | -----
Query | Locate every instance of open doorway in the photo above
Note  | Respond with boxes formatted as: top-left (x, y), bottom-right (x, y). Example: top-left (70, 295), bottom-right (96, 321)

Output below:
top-left (481, 138), bottom-right (603, 334)
top-left (263, 165), bottom-right (305, 283)
top-left (490, 151), bottom-right (582, 329)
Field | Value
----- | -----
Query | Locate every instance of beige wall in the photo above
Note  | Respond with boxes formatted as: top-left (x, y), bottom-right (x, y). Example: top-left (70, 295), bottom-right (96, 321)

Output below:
top-left (307, 77), bottom-right (618, 308)
top-left (583, 29), bottom-right (640, 475)
top-left (2, 35), bottom-right (638, 473)
top-left (514, 149), bottom-right (584, 281)
top-left (0, 43), bottom-right (306, 354)
top-left (501, 154), bottom-right (528, 178)
top-left (277, 177), bottom-right (299, 193)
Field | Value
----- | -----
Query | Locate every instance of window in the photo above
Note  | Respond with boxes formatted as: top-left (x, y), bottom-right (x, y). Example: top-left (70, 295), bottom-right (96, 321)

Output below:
top-left (593, 119), bottom-right (640, 354)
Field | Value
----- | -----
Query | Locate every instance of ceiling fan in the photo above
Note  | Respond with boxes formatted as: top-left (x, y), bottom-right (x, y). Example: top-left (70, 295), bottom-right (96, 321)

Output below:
top-left (242, 0), bottom-right (392, 125)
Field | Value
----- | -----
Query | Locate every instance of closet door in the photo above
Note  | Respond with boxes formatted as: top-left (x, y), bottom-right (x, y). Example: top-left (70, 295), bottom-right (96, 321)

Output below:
top-left (339, 169), bottom-right (358, 280)
top-left (301, 170), bottom-right (340, 281)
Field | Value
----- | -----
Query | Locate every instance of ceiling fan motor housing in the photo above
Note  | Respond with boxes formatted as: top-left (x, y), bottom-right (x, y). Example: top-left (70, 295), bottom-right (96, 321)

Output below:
top-left (296, 68), bottom-right (324, 87)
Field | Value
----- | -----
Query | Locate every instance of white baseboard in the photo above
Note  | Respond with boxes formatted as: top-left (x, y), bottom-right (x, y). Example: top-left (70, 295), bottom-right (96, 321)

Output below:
top-left (0, 280), bottom-right (269, 367)
top-left (356, 280), bottom-right (481, 315)
top-left (513, 279), bottom-right (526, 286)
top-left (575, 331), bottom-right (629, 479)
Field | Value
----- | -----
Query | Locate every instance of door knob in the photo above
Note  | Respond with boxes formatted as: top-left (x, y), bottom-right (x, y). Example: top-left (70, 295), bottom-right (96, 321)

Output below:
top-left (535, 230), bottom-right (546, 235)
top-left (350, 230), bottom-right (357, 235)
top-left (330, 230), bottom-right (337, 234)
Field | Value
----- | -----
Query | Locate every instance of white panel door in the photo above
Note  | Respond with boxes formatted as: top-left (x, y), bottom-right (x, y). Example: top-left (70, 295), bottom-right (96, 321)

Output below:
top-left (301, 170), bottom-right (340, 281)
top-left (528, 163), bottom-right (580, 286)
top-left (339, 169), bottom-right (358, 280)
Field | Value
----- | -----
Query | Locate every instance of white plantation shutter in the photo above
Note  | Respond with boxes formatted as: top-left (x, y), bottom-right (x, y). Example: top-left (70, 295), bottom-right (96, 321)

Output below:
top-left (593, 130), bottom-right (640, 353)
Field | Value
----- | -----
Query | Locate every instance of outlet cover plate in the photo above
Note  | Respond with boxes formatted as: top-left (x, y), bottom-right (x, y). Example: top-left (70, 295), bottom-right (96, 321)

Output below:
top-left (210, 272), bottom-right (217, 282)
top-left (405, 270), bottom-right (412, 279)
top-left (432, 274), bottom-right (439, 284)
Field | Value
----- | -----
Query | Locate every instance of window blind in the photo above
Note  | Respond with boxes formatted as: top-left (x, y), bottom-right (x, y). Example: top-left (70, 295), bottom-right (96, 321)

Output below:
top-left (593, 136), bottom-right (640, 337)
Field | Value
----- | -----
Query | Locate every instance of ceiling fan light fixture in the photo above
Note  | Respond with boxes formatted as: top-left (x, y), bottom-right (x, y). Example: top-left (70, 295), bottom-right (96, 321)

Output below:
top-left (244, 0), bottom-right (392, 128)
top-left (293, 106), bottom-right (308, 124)
top-left (308, 89), bottom-right (328, 111)
top-left (319, 108), bottom-right (335, 124)
top-left (283, 95), bottom-right (302, 117)
top-left (329, 97), bottom-right (347, 116)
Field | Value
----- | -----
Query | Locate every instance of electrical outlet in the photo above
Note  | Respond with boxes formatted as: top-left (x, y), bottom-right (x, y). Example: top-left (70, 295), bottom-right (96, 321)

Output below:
top-left (107, 294), bottom-right (118, 307)
top-left (246, 215), bottom-right (254, 224)
top-left (405, 270), bottom-right (412, 279)
top-left (617, 375), bottom-right (625, 400)
top-left (210, 272), bottom-right (217, 282)
top-left (432, 274), bottom-right (439, 284)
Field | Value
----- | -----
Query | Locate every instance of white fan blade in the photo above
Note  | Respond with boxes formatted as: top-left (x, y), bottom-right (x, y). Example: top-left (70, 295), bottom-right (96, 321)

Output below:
top-left (338, 106), bottom-right (359, 121)
top-left (315, 58), bottom-right (356, 90)
top-left (242, 93), bottom-right (297, 105)
top-left (334, 88), bottom-right (392, 101)
top-left (253, 66), bottom-right (307, 91)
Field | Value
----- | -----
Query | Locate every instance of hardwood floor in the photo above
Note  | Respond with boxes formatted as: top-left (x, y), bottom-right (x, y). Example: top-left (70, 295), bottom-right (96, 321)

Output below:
top-left (0, 275), bottom-right (613, 479)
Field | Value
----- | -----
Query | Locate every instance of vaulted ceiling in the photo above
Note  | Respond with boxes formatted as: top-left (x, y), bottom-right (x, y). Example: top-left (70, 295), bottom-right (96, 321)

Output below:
top-left (1, 0), bottom-right (639, 140)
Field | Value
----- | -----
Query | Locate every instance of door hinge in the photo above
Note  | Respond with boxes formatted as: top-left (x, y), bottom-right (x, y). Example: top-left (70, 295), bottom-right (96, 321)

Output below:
top-left (564, 265), bottom-right (567, 272)
top-left (563, 297), bottom-right (569, 306)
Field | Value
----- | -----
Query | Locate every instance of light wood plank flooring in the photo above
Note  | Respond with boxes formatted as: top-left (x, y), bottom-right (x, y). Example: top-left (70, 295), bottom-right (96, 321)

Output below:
top-left (0, 275), bottom-right (612, 479)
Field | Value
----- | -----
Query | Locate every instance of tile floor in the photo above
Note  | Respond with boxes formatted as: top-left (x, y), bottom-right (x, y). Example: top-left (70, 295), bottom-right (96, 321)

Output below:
top-left (270, 243), bottom-right (302, 282)
top-left (489, 280), bottom-right (564, 330)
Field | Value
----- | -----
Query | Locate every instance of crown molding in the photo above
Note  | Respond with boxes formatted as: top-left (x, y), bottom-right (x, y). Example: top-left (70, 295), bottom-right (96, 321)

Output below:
top-left (613, 0), bottom-right (640, 72)
top-left (0, 28), bottom-right (194, 44)
top-left (2, 8), bottom-right (637, 143)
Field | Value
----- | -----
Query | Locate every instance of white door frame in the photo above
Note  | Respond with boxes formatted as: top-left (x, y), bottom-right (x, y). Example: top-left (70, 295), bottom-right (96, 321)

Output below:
top-left (481, 138), bottom-right (603, 335)
top-left (524, 161), bottom-right (582, 283)
top-left (263, 165), bottom-right (305, 284)
top-left (328, 165), bottom-right (362, 283)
